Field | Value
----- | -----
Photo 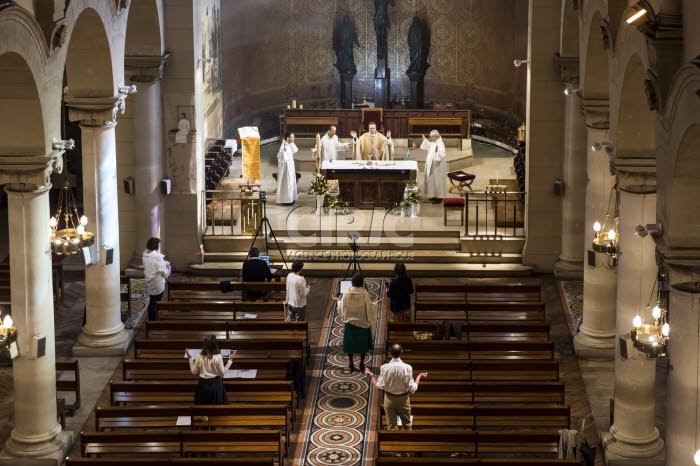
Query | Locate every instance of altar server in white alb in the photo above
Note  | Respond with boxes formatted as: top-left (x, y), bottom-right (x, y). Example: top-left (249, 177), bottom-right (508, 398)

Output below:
top-left (420, 130), bottom-right (447, 204)
top-left (350, 122), bottom-right (394, 161)
top-left (276, 132), bottom-right (298, 205)
top-left (320, 125), bottom-right (350, 162)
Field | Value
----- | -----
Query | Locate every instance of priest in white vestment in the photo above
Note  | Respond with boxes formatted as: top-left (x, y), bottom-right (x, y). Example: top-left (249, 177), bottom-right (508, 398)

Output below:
top-left (420, 130), bottom-right (447, 204)
top-left (320, 125), bottom-right (350, 162)
top-left (276, 132), bottom-right (298, 205)
top-left (350, 122), bottom-right (394, 161)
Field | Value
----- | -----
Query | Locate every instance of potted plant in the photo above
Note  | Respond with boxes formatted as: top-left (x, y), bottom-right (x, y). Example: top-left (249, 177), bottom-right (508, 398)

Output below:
top-left (403, 184), bottom-right (422, 217)
top-left (325, 195), bottom-right (345, 215)
top-left (309, 173), bottom-right (328, 215)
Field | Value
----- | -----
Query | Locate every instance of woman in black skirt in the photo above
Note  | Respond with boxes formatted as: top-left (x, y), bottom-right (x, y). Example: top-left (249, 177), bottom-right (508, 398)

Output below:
top-left (335, 273), bottom-right (378, 372)
top-left (386, 262), bottom-right (414, 322)
top-left (186, 335), bottom-right (236, 404)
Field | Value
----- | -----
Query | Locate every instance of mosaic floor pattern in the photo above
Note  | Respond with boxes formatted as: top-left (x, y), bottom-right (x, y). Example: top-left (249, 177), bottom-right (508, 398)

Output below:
top-left (559, 280), bottom-right (583, 335)
top-left (293, 278), bottom-right (385, 466)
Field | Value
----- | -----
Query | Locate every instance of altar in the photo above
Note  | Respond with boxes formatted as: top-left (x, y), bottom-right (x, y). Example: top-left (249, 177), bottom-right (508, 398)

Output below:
top-left (321, 160), bottom-right (418, 209)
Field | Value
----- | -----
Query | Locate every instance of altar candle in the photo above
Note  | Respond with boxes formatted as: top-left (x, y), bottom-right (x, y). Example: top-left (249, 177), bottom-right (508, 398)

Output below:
top-left (299, 104), bottom-right (303, 109)
top-left (292, 100), bottom-right (297, 109)
top-left (316, 133), bottom-right (321, 174)
top-left (286, 104), bottom-right (290, 109)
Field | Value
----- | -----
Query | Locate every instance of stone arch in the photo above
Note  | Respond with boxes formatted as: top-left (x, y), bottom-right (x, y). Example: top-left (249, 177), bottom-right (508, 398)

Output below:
top-left (581, 8), bottom-right (609, 102)
top-left (613, 54), bottom-right (655, 157)
top-left (64, 7), bottom-right (115, 97)
top-left (657, 63), bottom-right (700, 248)
top-left (0, 6), bottom-right (48, 155)
top-left (560, 0), bottom-right (580, 58)
top-left (125, 0), bottom-right (163, 56)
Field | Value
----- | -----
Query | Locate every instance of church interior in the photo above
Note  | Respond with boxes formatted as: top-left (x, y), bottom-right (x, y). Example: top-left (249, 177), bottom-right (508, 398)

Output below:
top-left (0, 0), bottom-right (698, 465)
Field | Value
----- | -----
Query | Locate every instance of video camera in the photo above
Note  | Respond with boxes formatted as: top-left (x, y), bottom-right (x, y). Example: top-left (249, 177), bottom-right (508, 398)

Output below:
top-left (260, 190), bottom-right (267, 202)
top-left (349, 234), bottom-right (360, 253)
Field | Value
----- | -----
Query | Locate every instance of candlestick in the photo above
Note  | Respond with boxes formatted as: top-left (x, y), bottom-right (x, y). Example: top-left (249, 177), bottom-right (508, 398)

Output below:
top-left (316, 133), bottom-right (321, 174)
top-left (299, 104), bottom-right (303, 109)
top-left (292, 100), bottom-right (297, 109)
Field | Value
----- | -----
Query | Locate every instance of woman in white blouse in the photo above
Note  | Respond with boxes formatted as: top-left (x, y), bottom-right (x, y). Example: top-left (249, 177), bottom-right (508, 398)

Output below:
top-left (186, 335), bottom-right (236, 404)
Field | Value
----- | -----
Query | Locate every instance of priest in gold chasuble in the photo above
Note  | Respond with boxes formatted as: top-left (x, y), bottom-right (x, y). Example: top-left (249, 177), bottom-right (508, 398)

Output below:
top-left (350, 123), bottom-right (394, 161)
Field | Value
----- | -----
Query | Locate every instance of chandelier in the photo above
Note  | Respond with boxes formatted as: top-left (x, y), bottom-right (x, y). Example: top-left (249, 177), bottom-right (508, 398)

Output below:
top-left (592, 185), bottom-right (620, 262)
top-left (631, 269), bottom-right (669, 358)
top-left (0, 311), bottom-right (17, 358)
top-left (49, 183), bottom-right (94, 255)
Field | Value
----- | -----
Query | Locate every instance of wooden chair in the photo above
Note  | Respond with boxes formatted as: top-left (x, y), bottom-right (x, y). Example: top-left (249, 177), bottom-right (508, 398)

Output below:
top-left (361, 107), bottom-right (383, 132)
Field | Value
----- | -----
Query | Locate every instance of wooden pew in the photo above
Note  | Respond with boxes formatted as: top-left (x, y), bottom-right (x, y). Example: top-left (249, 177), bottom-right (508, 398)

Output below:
top-left (80, 430), bottom-right (282, 461)
top-left (380, 404), bottom-right (570, 430)
top-left (397, 359), bottom-right (560, 382)
top-left (414, 284), bottom-right (541, 303)
top-left (387, 321), bottom-right (550, 343)
top-left (145, 320), bottom-right (310, 360)
top-left (376, 459), bottom-right (580, 465)
top-left (284, 115), bottom-right (338, 138)
top-left (66, 458), bottom-right (275, 466)
top-left (408, 117), bottom-right (466, 149)
top-left (377, 429), bottom-right (561, 457)
top-left (122, 359), bottom-right (292, 382)
top-left (414, 301), bottom-right (546, 322)
top-left (167, 281), bottom-right (235, 302)
top-left (410, 381), bottom-right (565, 405)
top-left (391, 340), bottom-right (554, 361)
top-left (109, 380), bottom-right (296, 422)
top-left (133, 338), bottom-right (304, 368)
top-left (94, 404), bottom-right (290, 455)
top-left (234, 282), bottom-right (286, 302)
top-left (56, 359), bottom-right (81, 415)
top-left (156, 301), bottom-right (286, 321)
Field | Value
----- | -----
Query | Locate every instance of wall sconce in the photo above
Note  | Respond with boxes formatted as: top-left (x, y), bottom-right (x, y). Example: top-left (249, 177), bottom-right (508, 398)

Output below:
top-left (563, 87), bottom-right (580, 96)
top-left (634, 223), bottom-right (662, 238)
top-left (118, 85), bottom-right (137, 95)
top-left (591, 141), bottom-right (613, 152)
top-left (199, 57), bottom-right (214, 65)
top-left (625, 0), bottom-right (657, 36)
top-left (513, 59), bottom-right (528, 68)
top-left (52, 137), bottom-right (75, 151)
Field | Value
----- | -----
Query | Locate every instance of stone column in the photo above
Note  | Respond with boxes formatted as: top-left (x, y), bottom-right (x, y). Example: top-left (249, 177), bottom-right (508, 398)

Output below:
top-left (574, 127), bottom-right (617, 360)
top-left (603, 173), bottom-right (664, 465)
top-left (0, 153), bottom-right (73, 465)
top-left (663, 265), bottom-right (700, 466)
top-left (126, 54), bottom-right (169, 261)
top-left (554, 59), bottom-right (587, 279)
top-left (65, 95), bottom-right (132, 356)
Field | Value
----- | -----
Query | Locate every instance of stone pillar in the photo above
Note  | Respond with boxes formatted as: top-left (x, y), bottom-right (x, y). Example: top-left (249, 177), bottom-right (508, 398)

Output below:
top-left (406, 71), bottom-right (427, 109)
top-left (374, 57), bottom-right (390, 109)
top-left (0, 153), bottom-right (73, 465)
top-left (339, 73), bottom-right (355, 109)
top-left (65, 95), bottom-right (132, 356)
top-left (574, 128), bottom-right (617, 360)
top-left (554, 60), bottom-right (587, 280)
top-left (604, 179), bottom-right (664, 465)
top-left (663, 265), bottom-right (700, 466)
top-left (126, 54), bottom-right (169, 261)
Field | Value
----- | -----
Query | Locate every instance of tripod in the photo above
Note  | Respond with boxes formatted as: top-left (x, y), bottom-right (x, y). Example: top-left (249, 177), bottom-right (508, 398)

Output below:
top-left (342, 236), bottom-right (362, 281)
top-left (247, 191), bottom-right (288, 269)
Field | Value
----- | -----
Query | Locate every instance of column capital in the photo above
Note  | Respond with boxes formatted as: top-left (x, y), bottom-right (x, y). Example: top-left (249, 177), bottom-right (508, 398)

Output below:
top-left (611, 157), bottom-right (656, 193)
top-left (581, 98), bottom-right (609, 129)
top-left (556, 54), bottom-right (579, 87)
top-left (656, 247), bottom-right (700, 291)
top-left (64, 93), bottom-right (130, 127)
top-left (125, 53), bottom-right (170, 83)
top-left (0, 151), bottom-right (63, 191)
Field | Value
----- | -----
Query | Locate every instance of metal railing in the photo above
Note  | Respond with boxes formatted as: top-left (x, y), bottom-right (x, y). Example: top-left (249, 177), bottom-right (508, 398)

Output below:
top-left (201, 189), bottom-right (261, 237)
top-left (464, 189), bottom-right (526, 238)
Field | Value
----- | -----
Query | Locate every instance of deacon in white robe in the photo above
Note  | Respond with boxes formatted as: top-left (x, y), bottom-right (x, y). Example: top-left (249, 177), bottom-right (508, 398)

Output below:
top-left (420, 130), bottom-right (447, 203)
top-left (350, 123), bottom-right (394, 161)
top-left (320, 125), bottom-right (350, 162)
top-left (276, 132), bottom-right (298, 205)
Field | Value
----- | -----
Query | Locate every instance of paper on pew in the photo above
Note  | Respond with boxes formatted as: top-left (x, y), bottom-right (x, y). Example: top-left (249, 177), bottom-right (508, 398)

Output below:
top-left (184, 349), bottom-right (202, 358)
top-left (270, 268), bottom-right (278, 274)
top-left (176, 416), bottom-right (191, 426)
top-left (396, 415), bottom-right (413, 427)
top-left (243, 314), bottom-right (257, 319)
top-left (224, 369), bottom-right (257, 379)
top-left (339, 280), bottom-right (352, 295)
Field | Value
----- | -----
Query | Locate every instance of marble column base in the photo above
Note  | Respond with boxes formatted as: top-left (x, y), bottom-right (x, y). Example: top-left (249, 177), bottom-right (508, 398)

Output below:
top-left (0, 431), bottom-right (74, 466)
top-left (603, 428), bottom-right (664, 466)
top-left (73, 328), bottom-right (133, 357)
top-left (553, 258), bottom-right (583, 280)
top-left (574, 330), bottom-right (615, 360)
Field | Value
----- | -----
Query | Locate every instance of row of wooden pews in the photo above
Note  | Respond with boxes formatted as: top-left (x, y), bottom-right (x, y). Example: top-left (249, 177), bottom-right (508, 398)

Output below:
top-left (375, 281), bottom-right (576, 463)
top-left (68, 279), bottom-right (302, 465)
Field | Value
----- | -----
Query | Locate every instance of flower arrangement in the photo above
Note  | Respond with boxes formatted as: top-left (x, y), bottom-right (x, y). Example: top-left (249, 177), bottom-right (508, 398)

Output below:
top-left (403, 183), bottom-right (421, 205)
top-left (308, 173), bottom-right (328, 196)
top-left (325, 195), bottom-right (346, 208)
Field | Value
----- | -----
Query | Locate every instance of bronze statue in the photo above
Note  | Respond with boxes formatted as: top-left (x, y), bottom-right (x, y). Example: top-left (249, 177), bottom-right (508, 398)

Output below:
top-left (407, 16), bottom-right (429, 74)
top-left (374, 0), bottom-right (391, 59)
top-left (334, 16), bottom-right (360, 74)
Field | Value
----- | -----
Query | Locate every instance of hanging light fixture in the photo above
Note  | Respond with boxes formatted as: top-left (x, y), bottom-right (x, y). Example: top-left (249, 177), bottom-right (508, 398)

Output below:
top-left (49, 183), bottom-right (94, 255)
top-left (0, 309), bottom-right (17, 359)
top-left (592, 185), bottom-right (620, 262)
top-left (631, 268), bottom-right (669, 358)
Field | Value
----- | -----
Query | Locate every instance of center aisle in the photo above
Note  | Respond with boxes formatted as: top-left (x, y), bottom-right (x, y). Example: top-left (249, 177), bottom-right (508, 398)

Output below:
top-left (292, 278), bottom-right (386, 465)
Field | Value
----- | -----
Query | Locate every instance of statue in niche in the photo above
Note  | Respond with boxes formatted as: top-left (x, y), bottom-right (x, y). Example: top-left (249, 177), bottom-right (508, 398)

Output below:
top-left (374, 0), bottom-right (391, 59)
top-left (407, 16), bottom-right (430, 74)
top-left (333, 16), bottom-right (360, 74)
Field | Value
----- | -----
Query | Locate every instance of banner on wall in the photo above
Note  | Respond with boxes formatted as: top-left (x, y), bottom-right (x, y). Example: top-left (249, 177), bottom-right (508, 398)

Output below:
top-left (238, 126), bottom-right (260, 182)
